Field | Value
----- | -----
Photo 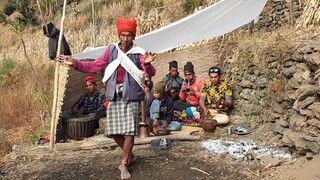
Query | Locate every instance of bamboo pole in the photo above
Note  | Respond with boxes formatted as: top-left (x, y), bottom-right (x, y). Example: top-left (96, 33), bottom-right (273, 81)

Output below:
top-left (50, 0), bottom-right (68, 150)
top-left (91, 0), bottom-right (96, 47)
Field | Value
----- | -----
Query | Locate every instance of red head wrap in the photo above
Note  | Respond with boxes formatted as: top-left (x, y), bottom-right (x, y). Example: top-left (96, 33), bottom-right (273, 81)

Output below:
top-left (84, 76), bottom-right (96, 84)
top-left (116, 18), bottom-right (137, 37)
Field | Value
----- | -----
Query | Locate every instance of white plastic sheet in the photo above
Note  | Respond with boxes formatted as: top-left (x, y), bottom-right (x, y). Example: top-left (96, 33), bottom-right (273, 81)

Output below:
top-left (72, 0), bottom-right (267, 60)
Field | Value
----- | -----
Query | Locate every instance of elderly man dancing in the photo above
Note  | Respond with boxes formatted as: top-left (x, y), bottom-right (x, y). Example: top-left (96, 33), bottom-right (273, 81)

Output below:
top-left (59, 18), bottom-right (156, 179)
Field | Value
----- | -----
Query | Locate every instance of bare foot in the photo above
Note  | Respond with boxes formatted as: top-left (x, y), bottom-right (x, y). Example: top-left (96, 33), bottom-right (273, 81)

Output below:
top-left (152, 126), bottom-right (164, 135)
top-left (118, 161), bottom-right (131, 179)
top-left (162, 121), bottom-right (168, 128)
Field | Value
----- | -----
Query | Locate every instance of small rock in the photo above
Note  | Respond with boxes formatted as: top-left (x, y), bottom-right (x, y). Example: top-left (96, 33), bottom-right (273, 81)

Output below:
top-left (12, 144), bottom-right (22, 152)
top-left (306, 152), bottom-right (314, 160)
top-left (261, 155), bottom-right (282, 167)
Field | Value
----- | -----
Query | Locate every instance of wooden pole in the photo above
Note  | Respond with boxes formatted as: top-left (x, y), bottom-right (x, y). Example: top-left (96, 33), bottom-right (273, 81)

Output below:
top-left (21, 39), bottom-right (51, 114)
top-left (289, 0), bottom-right (294, 28)
top-left (140, 101), bottom-right (146, 124)
top-left (50, 0), bottom-right (68, 150)
top-left (91, 0), bottom-right (96, 47)
top-left (36, 0), bottom-right (48, 33)
top-left (248, 20), bottom-right (254, 35)
top-left (138, 100), bottom-right (150, 138)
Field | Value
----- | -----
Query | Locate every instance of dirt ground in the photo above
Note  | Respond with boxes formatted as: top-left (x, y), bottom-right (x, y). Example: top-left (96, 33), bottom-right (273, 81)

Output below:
top-left (0, 128), bottom-right (248, 180)
top-left (1, 126), bottom-right (320, 180)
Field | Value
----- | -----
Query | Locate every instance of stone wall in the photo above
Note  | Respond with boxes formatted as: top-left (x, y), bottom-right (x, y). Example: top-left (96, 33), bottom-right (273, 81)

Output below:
top-left (223, 38), bottom-right (320, 157)
top-left (257, 0), bottom-right (303, 29)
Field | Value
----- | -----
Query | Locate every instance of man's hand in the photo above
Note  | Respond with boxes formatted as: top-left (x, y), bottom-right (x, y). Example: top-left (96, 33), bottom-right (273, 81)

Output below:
top-left (144, 87), bottom-right (150, 99)
top-left (188, 87), bottom-right (195, 95)
top-left (169, 89), bottom-right (178, 98)
top-left (144, 52), bottom-right (156, 65)
top-left (57, 55), bottom-right (75, 66)
top-left (184, 86), bottom-right (195, 95)
top-left (152, 119), bottom-right (159, 127)
top-left (214, 99), bottom-right (220, 108)
top-left (203, 108), bottom-right (208, 117)
top-left (215, 99), bottom-right (226, 109)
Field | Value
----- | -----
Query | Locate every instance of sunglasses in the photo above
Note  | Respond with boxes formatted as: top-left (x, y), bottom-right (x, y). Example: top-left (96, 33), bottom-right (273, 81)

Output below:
top-left (209, 68), bottom-right (220, 73)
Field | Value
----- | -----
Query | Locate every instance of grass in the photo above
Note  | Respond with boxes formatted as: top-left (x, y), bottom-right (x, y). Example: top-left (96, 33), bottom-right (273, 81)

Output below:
top-left (0, 59), bottom-right (53, 157)
top-left (0, 25), bottom-right (18, 50)
top-left (0, 54), bottom-right (15, 83)
top-left (0, 129), bottom-right (11, 158)
top-left (29, 124), bottom-right (51, 146)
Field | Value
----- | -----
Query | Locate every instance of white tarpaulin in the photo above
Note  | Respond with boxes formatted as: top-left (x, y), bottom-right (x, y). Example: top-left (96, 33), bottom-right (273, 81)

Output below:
top-left (72, 0), bottom-right (267, 60)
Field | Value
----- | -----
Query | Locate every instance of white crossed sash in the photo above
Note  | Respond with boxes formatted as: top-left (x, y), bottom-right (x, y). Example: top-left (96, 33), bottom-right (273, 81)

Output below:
top-left (102, 44), bottom-right (146, 88)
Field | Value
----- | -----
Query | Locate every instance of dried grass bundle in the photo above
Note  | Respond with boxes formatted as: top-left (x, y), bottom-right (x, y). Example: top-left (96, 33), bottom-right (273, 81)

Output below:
top-left (296, 0), bottom-right (320, 28)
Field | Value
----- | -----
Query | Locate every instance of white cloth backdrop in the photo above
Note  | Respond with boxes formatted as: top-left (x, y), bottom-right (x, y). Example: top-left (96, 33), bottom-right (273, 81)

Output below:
top-left (72, 0), bottom-right (267, 60)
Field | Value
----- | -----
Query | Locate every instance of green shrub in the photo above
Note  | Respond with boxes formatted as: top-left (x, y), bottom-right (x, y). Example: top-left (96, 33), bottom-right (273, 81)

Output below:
top-left (10, 19), bottom-right (24, 32)
top-left (0, 12), bottom-right (6, 24)
top-left (3, 1), bottom-right (16, 16)
top-left (17, 1), bottom-right (38, 24)
top-left (29, 124), bottom-right (50, 145)
top-left (0, 55), bottom-right (15, 83)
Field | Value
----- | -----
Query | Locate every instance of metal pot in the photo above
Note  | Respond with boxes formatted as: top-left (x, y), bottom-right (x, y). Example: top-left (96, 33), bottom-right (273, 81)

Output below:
top-left (138, 123), bottom-right (150, 138)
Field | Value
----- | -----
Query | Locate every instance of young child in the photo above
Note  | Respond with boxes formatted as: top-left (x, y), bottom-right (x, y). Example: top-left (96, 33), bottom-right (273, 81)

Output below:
top-left (146, 82), bottom-right (182, 135)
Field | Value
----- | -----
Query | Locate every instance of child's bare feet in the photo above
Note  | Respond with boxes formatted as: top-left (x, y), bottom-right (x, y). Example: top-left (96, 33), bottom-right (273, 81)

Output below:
top-left (118, 161), bottom-right (131, 179)
top-left (153, 125), bottom-right (165, 135)
top-left (162, 120), bottom-right (168, 128)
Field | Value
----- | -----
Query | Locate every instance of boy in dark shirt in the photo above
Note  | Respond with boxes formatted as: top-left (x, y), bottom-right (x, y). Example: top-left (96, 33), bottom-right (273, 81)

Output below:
top-left (146, 82), bottom-right (182, 135)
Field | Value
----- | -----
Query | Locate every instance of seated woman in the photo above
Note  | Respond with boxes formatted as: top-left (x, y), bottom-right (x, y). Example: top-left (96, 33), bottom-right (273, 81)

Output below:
top-left (146, 82), bottom-right (182, 135)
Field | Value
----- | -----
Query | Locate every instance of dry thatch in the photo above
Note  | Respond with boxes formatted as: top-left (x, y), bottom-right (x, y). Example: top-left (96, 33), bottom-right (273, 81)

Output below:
top-left (296, 0), bottom-right (320, 28)
top-left (55, 64), bottom-right (105, 141)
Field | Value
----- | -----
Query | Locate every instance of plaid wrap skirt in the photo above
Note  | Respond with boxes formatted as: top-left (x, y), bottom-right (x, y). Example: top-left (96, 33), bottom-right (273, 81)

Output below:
top-left (105, 100), bottom-right (140, 136)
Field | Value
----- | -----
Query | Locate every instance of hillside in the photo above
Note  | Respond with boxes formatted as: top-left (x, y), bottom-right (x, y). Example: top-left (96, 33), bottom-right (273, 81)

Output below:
top-left (0, 0), bottom-right (320, 179)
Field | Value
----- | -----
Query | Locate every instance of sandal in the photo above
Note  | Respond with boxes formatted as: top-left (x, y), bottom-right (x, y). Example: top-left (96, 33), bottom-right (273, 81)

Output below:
top-left (234, 122), bottom-right (252, 135)
top-left (156, 129), bottom-right (171, 136)
top-left (152, 125), bottom-right (170, 136)
top-left (150, 138), bottom-right (172, 149)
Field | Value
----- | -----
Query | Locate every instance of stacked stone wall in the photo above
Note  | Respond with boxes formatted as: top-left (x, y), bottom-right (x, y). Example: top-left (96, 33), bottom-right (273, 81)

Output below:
top-left (257, 0), bottom-right (303, 30)
top-left (224, 38), bottom-right (320, 157)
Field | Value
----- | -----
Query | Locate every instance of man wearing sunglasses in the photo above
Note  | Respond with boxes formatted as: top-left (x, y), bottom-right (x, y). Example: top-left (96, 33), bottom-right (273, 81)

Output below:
top-left (199, 67), bottom-right (233, 125)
